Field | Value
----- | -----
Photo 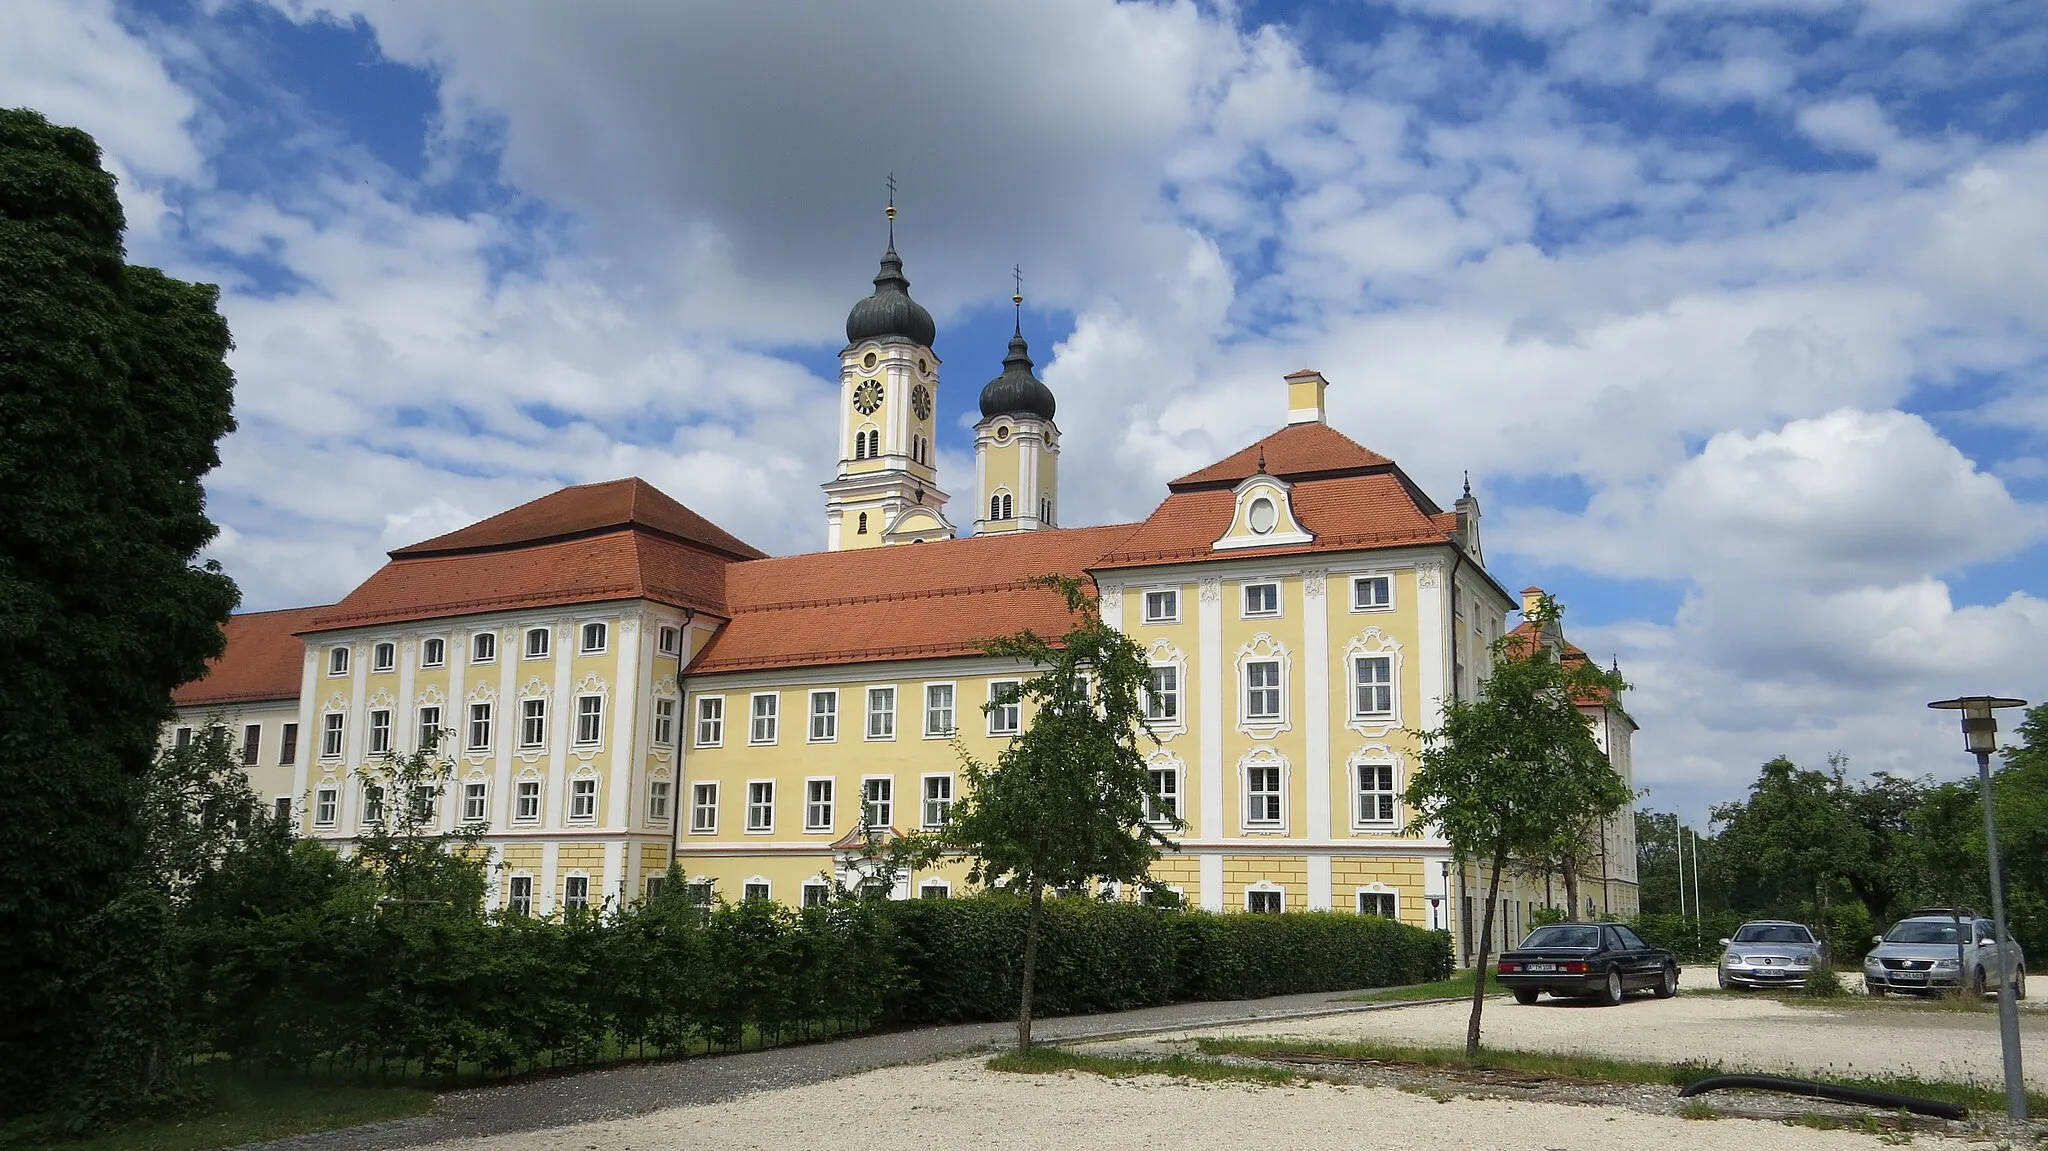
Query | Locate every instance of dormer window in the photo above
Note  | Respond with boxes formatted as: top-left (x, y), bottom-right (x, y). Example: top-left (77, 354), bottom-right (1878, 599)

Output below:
top-left (1214, 474), bottom-right (1314, 552)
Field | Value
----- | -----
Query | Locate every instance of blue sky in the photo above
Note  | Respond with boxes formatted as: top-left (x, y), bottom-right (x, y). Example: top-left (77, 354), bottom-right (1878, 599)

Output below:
top-left (8, 0), bottom-right (2048, 824)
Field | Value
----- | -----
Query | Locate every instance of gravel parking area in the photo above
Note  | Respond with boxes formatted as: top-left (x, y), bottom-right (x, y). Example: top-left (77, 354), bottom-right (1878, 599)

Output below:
top-left (413, 1057), bottom-right (1913, 1151)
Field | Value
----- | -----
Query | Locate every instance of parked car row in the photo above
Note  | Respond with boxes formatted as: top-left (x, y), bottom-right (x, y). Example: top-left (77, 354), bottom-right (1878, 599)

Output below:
top-left (1862, 907), bottom-right (2028, 998)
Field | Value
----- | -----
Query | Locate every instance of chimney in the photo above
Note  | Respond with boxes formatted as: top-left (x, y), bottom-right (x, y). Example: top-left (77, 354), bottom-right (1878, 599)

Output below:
top-left (1520, 586), bottom-right (1545, 617)
top-left (1284, 369), bottom-right (1328, 425)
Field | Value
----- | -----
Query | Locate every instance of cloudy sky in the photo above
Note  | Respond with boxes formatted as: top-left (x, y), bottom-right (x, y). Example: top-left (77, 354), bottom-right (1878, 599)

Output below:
top-left (8, 0), bottom-right (2046, 823)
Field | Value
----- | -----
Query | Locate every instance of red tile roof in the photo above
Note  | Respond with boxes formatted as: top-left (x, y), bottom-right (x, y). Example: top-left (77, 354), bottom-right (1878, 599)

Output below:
top-left (394, 478), bottom-right (764, 561)
top-left (173, 605), bottom-right (330, 708)
top-left (1169, 421), bottom-right (1398, 490)
top-left (1505, 620), bottom-right (1626, 713)
top-left (1098, 472), bottom-right (1454, 569)
top-left (690, 523), bottom-right (1140, 674)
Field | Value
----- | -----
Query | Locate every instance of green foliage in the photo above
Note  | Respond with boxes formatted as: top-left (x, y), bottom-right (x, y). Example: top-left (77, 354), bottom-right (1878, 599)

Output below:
top-left (0, 107), bottom-right (240, 1117)
top-left (1801, 963), bottom-right (1844, 999)
top-left (1627, 910), bottom-right (1744, 963)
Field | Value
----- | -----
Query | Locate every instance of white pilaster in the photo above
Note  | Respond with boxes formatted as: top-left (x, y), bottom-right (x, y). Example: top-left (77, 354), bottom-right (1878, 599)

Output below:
top-left (1308, 854), bottom-right (1333, 910)
top-left (546, 622), bottom-right (573, 830)
top-left (1302, 570), bottom-right (1331, 843)
top-left (603, 839), bottom-right (625, 908)
top-left (494, 627), bottom-right (517, 822)
top-left (1415, 562), bottom-right (1447, 730)
top-left (1200, 852), bottom-right (1224, 913)
top-left (1197, 577), bottom-right (1224, 843)
top-left (606, 616), bottom-right (642, 830)
top-left (290, 649), bottom-right (318, 820)
top-left (539, 840), bottom-right (560, 916)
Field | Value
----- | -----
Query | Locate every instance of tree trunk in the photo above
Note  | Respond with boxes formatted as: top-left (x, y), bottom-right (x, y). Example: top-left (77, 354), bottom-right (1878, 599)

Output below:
top-left (1562, 866), bottom-right (1580, 923)
top-left (1467, 846), bottom-right (1509, 1058)
top-left (1017, 877), bottom-right (1046, 1052)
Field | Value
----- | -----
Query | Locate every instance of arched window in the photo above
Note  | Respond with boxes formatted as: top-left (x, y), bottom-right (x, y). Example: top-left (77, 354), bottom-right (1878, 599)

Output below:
top-left (1001, 493), bottom-right (1013, 520)
top-left (854, 435), bottom-right (866, 461)
top-left (865, 429), bottom-right (881, 458)
top-left (857, 512), bottom-right (869, 534)
top-left (990, 495), bottom-right (1002, 521)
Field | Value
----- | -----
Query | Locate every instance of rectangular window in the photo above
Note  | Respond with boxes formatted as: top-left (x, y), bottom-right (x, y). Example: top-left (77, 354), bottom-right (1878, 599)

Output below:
top-left (802, 882), bottom-right (831, 909)
top-left (691, 782), bottom-right (718, 832)
top-left (866, 686), bottom-right (895, 740)
top-left (1356, 762), bottom-right (1398, 827)
top-left (922, 775), bottom-right (953, 829)
top-left (563, 875), bottom-right (589, 911)
top-left (924, 683), bottom-right (955, 737)
top-left (1145, 666), bottom-right (1180, 723)
top-left (743, 881), bottom-right (771, 902)
top-left (279, 722), bottom-right (298, 765)
top-left (569, 777), bottom-right (597, 821)
top-left (174, 726), bottom-right (192, 749)
top-left (805, 779), bottom-right (834, 831)
top-left (809, 690), bottom-right (838, 741)
top-left (1143, 588), bottom-right (1179, 623)
top-left (410, 784), bottom-right (436, 823)
top-left (422, 637), bottom-right (445, 667)
top-left (920, 881), bottom-right (951, 899)
top-left (242, 724), bottom-right (262, 766)
top-left (1353, 655), bottom-right (1393, 719)
top-left (1243, 582), bottom-right (1279, 616)
top-left (417, 706), bottom-right (441, 752)
top-left (515, 779), bottom-right (540, 822)
top-left (644, 876), bottom-right (664, 901)
top-left (468, 702), bottom-right (493, 751)
top-left (1352, 575), bottom-right (1392, 611)
top-left (520, 698), bottom-right (547, 747)
top-left (749, 693), bottom-right (778, 744)
top-left (862, 777), bottom-right (893, 829)
top-left (647, 779), bottom-right (672, 822)
top-left (1245, 660), bottom-right (1282, 720)
top-left (746, 781), bottom-right (774, 831)
top-left (463, 781), bottom-right (488, 823)
top-left (657, 625), bottom-right (681, 655)
top-left (524, 627), bottom-right (550, 659)
top-left (988, 680), bottom-right (1021, 735)
top-left (1246, 765), bottom-right (1282, 825)
top-left (1146, 766), bottom-right (1179, 824)
top-left (695, 696), bottom-right (724, 746)
top-left (372, 641), bottom-right (396, 672)
top-left (508, 875), bottom-right (533, 916)
top-left (368, 708), bottom-right (392, 755)
top-left (686, 882), bottom-right (716, 916)
top-left (321, 712), bottom-right (345, 758)
top-left (576, 695), bottom-right (604, 745)
top-left (273, 796), bottom-right (292, 823)
top-left (472, 632), bottom-right (496, 663)
top-left (362, 784), bottom-right (386, 826)
top-left (1358, 891), bottom-right (1396, 918)
top-left (580, 621), bottom-right (608, 653)
top-left (652, 697), bottom-right (676, 746)
top-left (314, 787), bottom-right (338, 827)
top-left (329, 646), bottom-right (350, 676)
top-left (1248, 889), bottom-right (1282, 914)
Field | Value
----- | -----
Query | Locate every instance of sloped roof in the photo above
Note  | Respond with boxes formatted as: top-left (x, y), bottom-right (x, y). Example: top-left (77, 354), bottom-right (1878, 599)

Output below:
top-left (173, 605), bottom-right (330, 708)
top-left (394, 478), bottom-right (764, 561)
top-left (690, 523), bottom-right (1139, 674)
top-left (1098, 472), bottom-right (1454, 569)
top-left (1506, 619), bottom-right (1633, 722)
top-left (1168, 421), bottom-right (1399, 490)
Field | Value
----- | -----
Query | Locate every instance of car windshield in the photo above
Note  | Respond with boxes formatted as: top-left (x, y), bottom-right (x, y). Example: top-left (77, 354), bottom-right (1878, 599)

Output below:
top-left (1733, 924), bottom-right (1814, 944)
top-left (1522, 925), bottom-right (1600, 949)
top-left (1885, 921), bottom-right (1961, 944)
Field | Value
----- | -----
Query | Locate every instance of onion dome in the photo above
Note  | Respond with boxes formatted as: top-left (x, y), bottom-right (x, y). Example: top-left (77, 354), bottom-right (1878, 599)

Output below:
top-left (979, 330), bottom-right (1057, 421)
top-left (845, 242), bottom-right (936, 347)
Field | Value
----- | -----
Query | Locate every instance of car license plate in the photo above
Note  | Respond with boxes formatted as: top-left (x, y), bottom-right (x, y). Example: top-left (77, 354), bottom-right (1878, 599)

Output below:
top-left (1896, 972), bottom-right (1927, 983)
top-left (1526, 963), bottom-right (1557, 972)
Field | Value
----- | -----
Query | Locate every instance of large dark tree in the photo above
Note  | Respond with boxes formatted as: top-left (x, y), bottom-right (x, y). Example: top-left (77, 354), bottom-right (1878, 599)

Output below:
top-left (0, 107), bottom-right (239, 1116)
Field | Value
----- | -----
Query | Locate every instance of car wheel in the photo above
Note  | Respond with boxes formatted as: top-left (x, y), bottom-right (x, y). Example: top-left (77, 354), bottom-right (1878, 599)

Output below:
top-left (1716, 971), bottom-right (1729, 990)
top-left (1653, 963), bottom-right (1678, 999)
top-left (2013, 966), bottom-right (2027, 1000)
top-left (1598, 968), bottom-right (1624, 1006)
top-left (1514, 988), bottom-right (1539, 1005)
top-left (1971, 968), bottom-right (1987, 998)
top-left (1868, 984), bottom-right (1886, 997)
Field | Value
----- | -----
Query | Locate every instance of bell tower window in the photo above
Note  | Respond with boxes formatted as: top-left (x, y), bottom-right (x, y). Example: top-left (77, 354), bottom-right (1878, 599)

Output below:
top-left (857, 512), bottom-right (869, 534)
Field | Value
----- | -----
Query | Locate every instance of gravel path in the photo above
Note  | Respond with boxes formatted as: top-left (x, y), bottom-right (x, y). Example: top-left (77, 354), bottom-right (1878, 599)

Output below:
top-left (250, 987), bottom-right (1394, 1150)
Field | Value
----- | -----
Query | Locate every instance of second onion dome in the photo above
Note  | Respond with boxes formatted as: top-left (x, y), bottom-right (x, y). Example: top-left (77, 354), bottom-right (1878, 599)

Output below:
top-left (979, 327), bottom-right (1056, 421)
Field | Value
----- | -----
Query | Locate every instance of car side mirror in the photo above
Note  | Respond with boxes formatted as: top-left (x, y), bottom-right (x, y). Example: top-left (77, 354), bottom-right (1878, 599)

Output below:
top-left (1872, 936), bottom-right (1884, 946)
top-left (1718, 938), bottom-right (1730, 946)
top-left (1979, 938), bottom-right (1997, 947)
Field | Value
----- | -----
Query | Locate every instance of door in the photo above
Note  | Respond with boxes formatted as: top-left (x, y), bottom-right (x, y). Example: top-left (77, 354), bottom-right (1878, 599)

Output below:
top-left (1609, 925), bottom-right (1657, 988)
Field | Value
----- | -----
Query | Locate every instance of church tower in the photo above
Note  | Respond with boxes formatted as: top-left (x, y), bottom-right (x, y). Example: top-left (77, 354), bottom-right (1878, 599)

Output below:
top-left (824, 199), bottom-right (954, 551)
top-left (973, 283), bottom-right (1059, 535)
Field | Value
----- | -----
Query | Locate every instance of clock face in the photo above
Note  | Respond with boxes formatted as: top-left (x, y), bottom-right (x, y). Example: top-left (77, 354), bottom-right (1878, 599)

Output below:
top-left (852, 379), bottom-right (883, 415)
top-left (911, 384), bottom-right (932, 421)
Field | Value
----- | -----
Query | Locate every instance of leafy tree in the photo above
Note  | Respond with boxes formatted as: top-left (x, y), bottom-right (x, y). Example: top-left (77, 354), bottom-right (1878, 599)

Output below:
top-left (1635, 811), bottom-right (1684, 915)
top-left (1403, 594), bottom-right (1630, 1056)
top-left (909, 575), bottom-right (1175, 1051)
top-left (1, 107), bottom-right (239, 1115)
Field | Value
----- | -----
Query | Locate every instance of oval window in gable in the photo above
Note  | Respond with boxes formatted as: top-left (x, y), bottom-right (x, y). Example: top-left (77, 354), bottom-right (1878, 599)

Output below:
top-left (1248, 496), bottom-right (1278, 534)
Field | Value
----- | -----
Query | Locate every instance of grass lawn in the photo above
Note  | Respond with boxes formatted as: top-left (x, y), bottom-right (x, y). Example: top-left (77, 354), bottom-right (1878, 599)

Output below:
top-left (1343, 968), bottom-right (1486, 1004)
top-left (0, 1067), bottom-right (432, 1151)
top-left (989, 1046), bottom-right (1325, 1087)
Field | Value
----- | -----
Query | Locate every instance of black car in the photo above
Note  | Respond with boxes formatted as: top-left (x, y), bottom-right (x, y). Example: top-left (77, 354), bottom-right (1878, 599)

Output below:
top-left (1495, 922), bottom-right (1681, 1005)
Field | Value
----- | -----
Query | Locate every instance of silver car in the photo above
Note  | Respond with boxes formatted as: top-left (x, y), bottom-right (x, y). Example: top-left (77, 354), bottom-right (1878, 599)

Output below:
top-left (1863, 908), bottom-right (2029, 997)
top-left (1717, 921), bottom-right (1825, 989)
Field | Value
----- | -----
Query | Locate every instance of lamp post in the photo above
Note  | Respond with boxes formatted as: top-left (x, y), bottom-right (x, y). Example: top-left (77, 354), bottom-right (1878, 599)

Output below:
top-left (1927, 694), bottom-right (2028, 1122)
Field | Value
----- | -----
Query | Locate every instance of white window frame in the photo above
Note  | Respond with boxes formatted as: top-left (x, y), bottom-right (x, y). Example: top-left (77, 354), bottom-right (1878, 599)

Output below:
top-left (421, 637), bottom-right (446, 668)
top-left (690, 781), bottom-right (718, 834)
top-left (462, 780), bottom-right (488, 824)
top-left (573, 694), bottom-right (605, 747)
top-left (923, 682), bottom-right (956, 738)
top-left (416, 706), bottom-right (441, 752)
top-left (657, 625), bottom-right (681, 656)
top-left (361, 782), bottom-right (387, 827)
top-left (514, 777), bottom-right (541, 823)
top-left (1236, 635), bottom-right (1292, 737)
top-left (1241, 580), bottom-right (1281, 618)
top-left (651, 696), bottom-right (676, 747)
top-left (562, 873), bottom-right (590, 911)
top-left (745, 779), bottom-right (775, 833)
top-left (749, 692), bottom-right (779, 745)
top-left (471, 631), bottom-right (496, 664)
top-left (320, 712), bottom-right (345, 760)
top-left (328, 646), bottom-right (350, 677)
top-left (372, 641), bottom-right (396, 672)
top-left (695, 695), bottom-right (725, 747)
top-left (1244, 659), bottom-right (1283, 722)
top-left (367, 708), bottom-right (393, 755)
top-left (1246, 882), bottom-right (1284, 914)
top-left (1351, 573), bottom-right (1394, 613)
top-left (1356, 886), bottom-right (1399, 918)
top-left (279, 722), bottom-right (298, 766)
top-left (1240, 749), bottom-right (1287, 832)
top-left (742, 878), bottom-right (772, 902)
top-left (646, 777), bottom-right (672, 824)
top-left (921, 773), bottom-right (953, 830)
top-left (861, 776), bottom-right (894, 829)
top-left (523, 626), bottom-right (551, 660)
top-left (314, 786), bottom-right (338, 827)
top-left (1352, 757), bottom-right (1400, 831)
top-left (987, 679), bottom-right (1021, 736)
top-left (919, 879), bottom-right (953, 899)
top-left (809, 689), bottom-right (838, 742)
top-left (1145, 756), bottom-right (1181, 826)
top-left (801, 880), bottom-right (832, 908)
top-left (520, 697), bottom-right (548, 749)
top-left (865, 685), bottom-right (896, 741)
top-left (804, 777), bottom-right (835, 832)
top-left (1352, 654), bottom-right (1395, 722)
top-left (568, 775), bottom-right (598, 822)
top-left (1144, 663), bottom-right (1181, 727)
top-left (241, 723), bottom-right (262, 766)
top-left (1142, 587), bottom-right (1180, 624)
top-left (507, 873), bottom-right (534, 916)
top-left (580, 621), bottom-right (609, 654)
top-left (468, 701), bottom-right (494, 751)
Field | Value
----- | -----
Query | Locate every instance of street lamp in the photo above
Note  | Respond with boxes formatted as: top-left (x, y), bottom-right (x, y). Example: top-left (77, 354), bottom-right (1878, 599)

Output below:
top-left (1927, 694), bottom-right (2028, 1122)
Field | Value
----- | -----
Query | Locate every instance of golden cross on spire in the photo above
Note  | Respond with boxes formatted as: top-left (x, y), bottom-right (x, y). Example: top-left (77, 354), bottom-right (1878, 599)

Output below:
top-left (885, 173), bottom-right (897, 244)
top-left (1012, 264), bottom-right (1024, 335)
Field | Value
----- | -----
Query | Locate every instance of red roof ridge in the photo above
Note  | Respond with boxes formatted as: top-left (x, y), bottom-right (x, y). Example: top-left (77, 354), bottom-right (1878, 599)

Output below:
top-left (1169, 421), bottom-right (1395, 490)
top-left (392, 477), bottom-right (765, 562)
top-left (175, 604), bottom-right (334, 707)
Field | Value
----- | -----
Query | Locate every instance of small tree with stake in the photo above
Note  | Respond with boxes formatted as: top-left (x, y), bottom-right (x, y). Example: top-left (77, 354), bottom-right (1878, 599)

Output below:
top-left (903, 575), bottom-right (1177, 1052)
top-left (1405, 594), bottom-right (1630, 1057)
